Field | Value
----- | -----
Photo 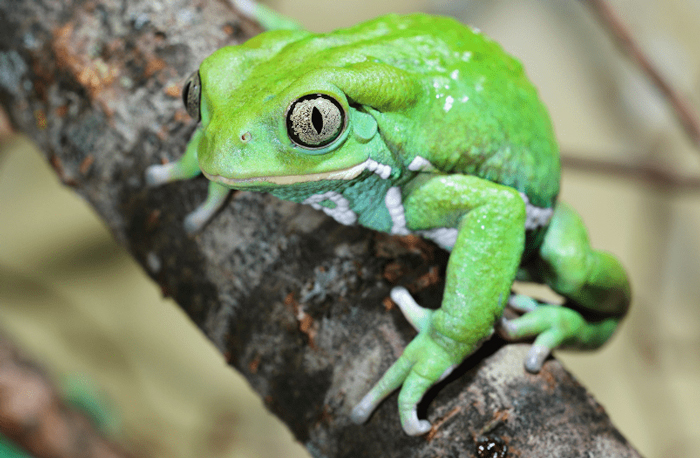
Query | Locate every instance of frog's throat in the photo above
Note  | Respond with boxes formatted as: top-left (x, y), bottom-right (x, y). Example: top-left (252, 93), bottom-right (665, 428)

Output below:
top-left (203, 158), bottom-right (392, 186)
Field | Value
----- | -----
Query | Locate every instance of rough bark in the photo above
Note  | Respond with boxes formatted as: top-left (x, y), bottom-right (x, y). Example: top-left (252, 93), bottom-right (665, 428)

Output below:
top-left (0, 1), bottom-right (643, 457)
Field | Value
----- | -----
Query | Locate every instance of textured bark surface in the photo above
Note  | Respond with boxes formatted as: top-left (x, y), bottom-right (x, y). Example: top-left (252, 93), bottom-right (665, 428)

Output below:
top-left (0, 1), bottom-right (643, 456)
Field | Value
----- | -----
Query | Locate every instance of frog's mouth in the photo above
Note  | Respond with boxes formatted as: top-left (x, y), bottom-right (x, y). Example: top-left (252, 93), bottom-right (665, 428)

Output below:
top-left (203, 158), bottom-right (391, 186)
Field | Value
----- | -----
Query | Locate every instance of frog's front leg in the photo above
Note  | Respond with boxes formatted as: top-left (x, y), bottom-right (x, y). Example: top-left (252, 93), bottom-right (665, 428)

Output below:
top-left (145, 129), bottom-right (230, 234)
top-left (351, 175), bottom-right (526, 435)
top-left (500, 202), bottom-right (631, 372)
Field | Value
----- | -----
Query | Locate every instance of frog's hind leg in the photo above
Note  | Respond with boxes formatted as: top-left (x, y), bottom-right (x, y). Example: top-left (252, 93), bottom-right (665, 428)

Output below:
top-left (499, 202), bottom-right (631, 372)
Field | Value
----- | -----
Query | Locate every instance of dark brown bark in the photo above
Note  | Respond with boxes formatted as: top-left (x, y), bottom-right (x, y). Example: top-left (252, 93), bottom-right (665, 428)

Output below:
top-left (0, 1), bottom-right (643, 456)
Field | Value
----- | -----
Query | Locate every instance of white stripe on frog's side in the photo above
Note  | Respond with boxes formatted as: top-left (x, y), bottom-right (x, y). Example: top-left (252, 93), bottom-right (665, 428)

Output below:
top-left (302, 155), bottom-right (553, 246)
top-left (414, 196), bottom-right (553, 249)
top-left (382, 171), bottom-right (554, 251)
top-left (302, 191), bottom-right (357, 225)
top-left (419, 228), bottom-right (459, 251)
top-left (300, 158), bottom-right (393, 225)
top-left (385, 187), bottom-right (411, 235)
top-left (364, 158), bottom-right (393, 179)
top-left (519, 193), bottom-right (554, 230)
top-left (407, 155), bottom-right (435, 172)
top-left (408, 156), bottom-right (554, 231)
top-left (384, 186), bottom-right (458, 250)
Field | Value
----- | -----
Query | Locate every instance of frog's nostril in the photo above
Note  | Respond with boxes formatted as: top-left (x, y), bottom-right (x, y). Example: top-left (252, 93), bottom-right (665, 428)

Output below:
top-left (240, 131), bottom-right (252, 142)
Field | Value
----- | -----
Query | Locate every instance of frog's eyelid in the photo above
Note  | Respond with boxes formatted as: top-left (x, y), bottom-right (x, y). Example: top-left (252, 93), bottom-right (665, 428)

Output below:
top-left (182, 71), bottom-right (202, 122)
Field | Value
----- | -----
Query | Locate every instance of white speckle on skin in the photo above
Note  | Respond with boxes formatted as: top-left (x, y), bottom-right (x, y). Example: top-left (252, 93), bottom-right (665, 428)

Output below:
top-left (450, 69), bottom-right (459, 80)
top-left (461, 51), bottom-right (472, 62)
top-left (461, 95), bottom-right (469, 103)
top-left (475, 76), bottom-right (486, 92)
top-left (443, 95), bottom-right (454, 112)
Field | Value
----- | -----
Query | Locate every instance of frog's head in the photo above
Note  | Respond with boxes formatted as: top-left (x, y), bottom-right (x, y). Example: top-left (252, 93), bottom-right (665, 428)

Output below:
top-left (182, 32), bottom-right (419, 190)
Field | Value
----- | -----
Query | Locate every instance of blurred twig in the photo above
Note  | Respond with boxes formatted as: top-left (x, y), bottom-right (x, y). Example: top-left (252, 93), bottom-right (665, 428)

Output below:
top-left (582, 0), bottom-right (700, 150)
top-left (562, 153), bottom-right (700, 191)
top-left (0, 331), bottom-right (133, 458)
top-left (0, 107), bottom-right (13, 141)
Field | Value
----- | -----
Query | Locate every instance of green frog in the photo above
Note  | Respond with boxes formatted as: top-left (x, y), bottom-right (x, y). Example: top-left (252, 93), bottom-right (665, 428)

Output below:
top-left (146, 4), bottom-right (630, 435)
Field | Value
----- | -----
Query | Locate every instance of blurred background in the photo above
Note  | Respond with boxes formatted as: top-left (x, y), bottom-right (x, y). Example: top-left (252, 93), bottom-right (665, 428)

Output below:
top-left (1, 0), bottom-right (699, 456)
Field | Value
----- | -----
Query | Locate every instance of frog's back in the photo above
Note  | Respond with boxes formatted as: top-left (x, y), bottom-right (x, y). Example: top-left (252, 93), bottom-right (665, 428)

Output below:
top-left (244, 14), bottom-right (559, 207)
top-left (321, 14), bottom-right (560, 208)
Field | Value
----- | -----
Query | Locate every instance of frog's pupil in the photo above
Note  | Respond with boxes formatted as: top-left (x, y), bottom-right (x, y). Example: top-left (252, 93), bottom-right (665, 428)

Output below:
top-left (312, 106), bottom-right (323, 134)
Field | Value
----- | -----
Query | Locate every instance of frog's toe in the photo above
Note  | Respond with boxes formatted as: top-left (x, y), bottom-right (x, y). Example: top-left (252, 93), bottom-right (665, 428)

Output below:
top-left (499, 313), bottom-right (560, 372)
top-left (498, 305), bottom-right (568, 341)
top-left (350, 356), bottom-right (413, 425)
top-left (398, 371), bottom-right (436, 435)
top-left (507, 293), bottom-right (541, 313)
top-left (182, 182), bottom-right (231, 234)
top-left (401, 408), bottom-right (432, 436)
top-left (183, 206), bottom-right (213, 235)
top-left (524, 343), bottom-right (552, 373)
top-left (145, 163), bottom-right (178, 187)
top-left (349, 393), bottom-right (378, 425)
top-left (390, 286), bottom-right (433, 332)
top-left (499, 305), bottom-right (611, 372)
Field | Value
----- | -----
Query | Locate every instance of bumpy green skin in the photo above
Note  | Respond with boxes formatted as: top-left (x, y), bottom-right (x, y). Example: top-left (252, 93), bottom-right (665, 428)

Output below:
top-left (146, 8), bottom-right (631, 436)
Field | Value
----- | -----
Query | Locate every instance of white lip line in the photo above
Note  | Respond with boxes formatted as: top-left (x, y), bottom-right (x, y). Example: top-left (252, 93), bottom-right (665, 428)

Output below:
top-left (203, 158), bottom-right (392, 186)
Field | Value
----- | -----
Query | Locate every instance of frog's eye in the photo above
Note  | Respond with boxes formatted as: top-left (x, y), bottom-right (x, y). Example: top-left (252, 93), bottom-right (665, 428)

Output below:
top-left (286, 94), bottom-right (346, 149)
top-left (182, 71), bottom-right (202, 122)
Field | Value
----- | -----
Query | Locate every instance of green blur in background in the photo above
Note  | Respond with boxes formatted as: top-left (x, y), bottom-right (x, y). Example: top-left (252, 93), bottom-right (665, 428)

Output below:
top-left (1, 0), bottom-right (699, 457)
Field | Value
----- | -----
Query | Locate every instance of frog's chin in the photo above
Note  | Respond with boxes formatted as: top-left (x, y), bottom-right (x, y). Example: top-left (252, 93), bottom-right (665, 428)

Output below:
top-left (203, 159), bottom-right (372, 187)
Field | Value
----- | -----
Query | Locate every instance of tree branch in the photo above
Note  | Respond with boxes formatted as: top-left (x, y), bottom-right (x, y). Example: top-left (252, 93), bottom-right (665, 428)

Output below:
top-left (562, 153), bottom-right (700, 192)
top-left (581, 0), bottom-right (700, 151)
top-left (0, 1), bottom-right (642, 456)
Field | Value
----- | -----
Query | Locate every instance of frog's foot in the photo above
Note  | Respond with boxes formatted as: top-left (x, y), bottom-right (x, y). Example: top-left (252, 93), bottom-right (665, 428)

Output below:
top-left (350, 287), bottom-right (464, 436)
top-left (145, 161), bottom-right (230, 234)
top-left (498, 297), bottom-right (619, 373)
